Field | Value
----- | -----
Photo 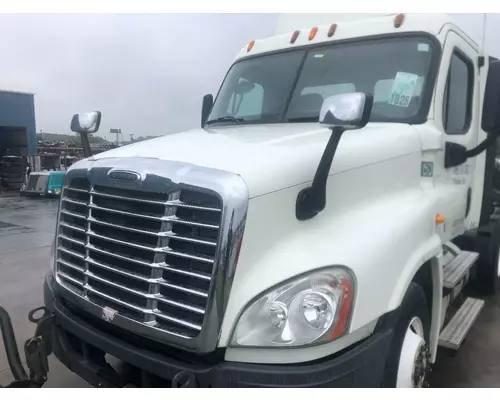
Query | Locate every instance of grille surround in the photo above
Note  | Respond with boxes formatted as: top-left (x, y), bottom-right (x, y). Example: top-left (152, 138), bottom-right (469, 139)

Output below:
top-left (53, 157), bottom-right (248, 353)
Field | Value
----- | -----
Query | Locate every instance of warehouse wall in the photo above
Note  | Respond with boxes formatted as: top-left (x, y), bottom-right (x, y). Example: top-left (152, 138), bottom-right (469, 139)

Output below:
top-left (0, 91), bottom-right (36, 154)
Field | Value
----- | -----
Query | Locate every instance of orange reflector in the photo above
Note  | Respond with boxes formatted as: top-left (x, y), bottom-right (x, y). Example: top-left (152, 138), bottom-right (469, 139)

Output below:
top-left (290, 30), bottom-right (300, 44)
top-left (308, 26), bottom-right (318, 41)
top-left (394, 13), bottom-right (405, 28)
top-left (435, 214), bottom-right (445, 225)
top-left (328, 278), bottom-right (353, 341)
top-left (327, 23), bottom-right (337, 37)
top-left (247, 40), bottom-right (255, 52)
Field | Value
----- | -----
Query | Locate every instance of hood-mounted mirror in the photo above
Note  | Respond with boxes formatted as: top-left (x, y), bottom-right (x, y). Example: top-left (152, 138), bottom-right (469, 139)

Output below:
top-left (296, 92), bottom-right (373, 221)
top-left (70, 111), bottom-right (102, 158)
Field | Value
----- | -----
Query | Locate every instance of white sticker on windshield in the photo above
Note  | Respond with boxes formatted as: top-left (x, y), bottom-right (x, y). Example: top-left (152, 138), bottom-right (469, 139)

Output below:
top-left (389, 72), bottom-right (419, 108)
top-left (418, 43), bottom-right (430, 52)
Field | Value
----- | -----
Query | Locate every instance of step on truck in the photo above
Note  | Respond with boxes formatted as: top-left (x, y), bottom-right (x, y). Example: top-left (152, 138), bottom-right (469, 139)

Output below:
top-left (3, 12), bottom-right (500, 388)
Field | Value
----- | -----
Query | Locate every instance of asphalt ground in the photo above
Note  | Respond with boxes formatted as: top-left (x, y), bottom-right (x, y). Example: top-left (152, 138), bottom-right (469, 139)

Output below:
top-left (0, 195), bottom-right (499, 387)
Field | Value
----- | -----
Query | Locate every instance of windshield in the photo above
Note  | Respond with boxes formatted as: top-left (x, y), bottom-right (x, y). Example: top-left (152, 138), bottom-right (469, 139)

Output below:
top-left (207, 36), bottom-right (436, 126)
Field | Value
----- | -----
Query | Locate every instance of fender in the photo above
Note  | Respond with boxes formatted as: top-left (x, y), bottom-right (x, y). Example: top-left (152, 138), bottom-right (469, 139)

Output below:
top-left (388, 234), bottom-right (443, 362)
top-left (220, 152), bottom-right (440, 361)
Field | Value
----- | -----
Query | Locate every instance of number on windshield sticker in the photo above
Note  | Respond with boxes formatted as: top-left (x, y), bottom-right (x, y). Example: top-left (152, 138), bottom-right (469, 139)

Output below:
top-left (390, 93), bottom-right (410, 107)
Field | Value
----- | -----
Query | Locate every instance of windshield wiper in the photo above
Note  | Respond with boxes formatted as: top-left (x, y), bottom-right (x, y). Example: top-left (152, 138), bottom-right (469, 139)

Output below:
top-left (205, 116), bottom-right (244, 125)
top-left (287, 116), bottom-right (319, 123)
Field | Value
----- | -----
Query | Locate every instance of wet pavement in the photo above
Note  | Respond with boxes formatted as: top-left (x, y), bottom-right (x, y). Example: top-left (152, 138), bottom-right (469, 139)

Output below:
top-left (0, 195), bottom-right (500, 387)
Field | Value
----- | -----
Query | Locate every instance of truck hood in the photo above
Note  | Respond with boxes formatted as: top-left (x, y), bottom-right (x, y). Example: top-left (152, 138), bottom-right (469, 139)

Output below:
top-left (90, 123), bottom-right (422, 198)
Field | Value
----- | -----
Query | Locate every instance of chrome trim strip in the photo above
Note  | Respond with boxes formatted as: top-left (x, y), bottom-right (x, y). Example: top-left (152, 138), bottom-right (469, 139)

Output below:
top-left (54, 157), bottom-right (249, 353)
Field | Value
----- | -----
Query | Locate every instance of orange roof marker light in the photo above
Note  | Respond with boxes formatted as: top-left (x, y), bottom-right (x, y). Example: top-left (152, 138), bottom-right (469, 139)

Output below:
top-left (327, 23), bottom-right (337, 38)
top-left (247, 40), bottom-right (255, 52)
top-left (290, 30), bottom-right (300, 44)
top-left (394, 13), bottom-right (405, 28)
top-left (435, 214), bottom-right (445, 225)
top-left (308, 26), bottom-right (318, 41)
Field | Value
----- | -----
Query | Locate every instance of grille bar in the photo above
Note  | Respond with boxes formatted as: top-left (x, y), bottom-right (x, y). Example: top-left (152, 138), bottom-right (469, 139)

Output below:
top-left (87, 231), bottom-right (158, 252)
top-left (87, 257), bottom-right (153, 283)
top-left (88, 203), bottom-right (220, 229)
top-left (160, 265), bottom-right (211, 281)
top-left (62, 197), bottom-right (88, 207)
top-left (88, 217), bottom-right (164, 237)
top-left (58, 246), bottom-right (85, 260)
top-left (60, 209), bottom-right (87, 220)
top-left (157, 280), bottom-right (208, 298)
top-left (57, 258), bottom-right (84, 273)
top-left (59, 221), bottom-right (86, 233)
top-left (90, 188), bottom-right (222, 212)
top-left (59, 234), bottom-right (85, 247)
top-left (63, 186), bottom-right (88, 194)
top-left (58, 271), bottom-right (84, 287)
top-left (87, 244), bottom-right (159, 269)
top-left (56, 178), bottom-right (222, 339)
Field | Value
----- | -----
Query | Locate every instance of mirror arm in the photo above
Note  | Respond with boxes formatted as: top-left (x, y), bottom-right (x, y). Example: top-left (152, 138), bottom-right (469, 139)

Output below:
top-left (80, 133), bottom-right (92, 158)
top-left (201, 94), bottom-right (214, 128)
top-left (296, 126), bottom-right (345, 221)
top-left (445, 132), bottom-right (498, 168)
top-left (464, 132), bottom-right (498, 158)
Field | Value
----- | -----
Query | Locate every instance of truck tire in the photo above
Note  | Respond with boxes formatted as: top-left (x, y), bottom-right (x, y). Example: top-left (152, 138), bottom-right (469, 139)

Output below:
top-left (475, 219), bottom-right (500, 294)
top-left (382, 283), bottom-right (431, 388)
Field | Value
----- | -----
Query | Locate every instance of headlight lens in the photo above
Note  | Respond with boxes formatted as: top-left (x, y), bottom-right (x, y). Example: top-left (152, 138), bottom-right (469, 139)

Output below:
top-left (230, 267), bottom-right (354, 347)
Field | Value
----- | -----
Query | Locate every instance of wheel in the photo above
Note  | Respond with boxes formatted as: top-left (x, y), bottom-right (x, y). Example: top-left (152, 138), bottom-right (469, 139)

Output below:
top-left (382, 282), bottom-right (431, 388)
top-left (475, 219), bottom-right (500, 294)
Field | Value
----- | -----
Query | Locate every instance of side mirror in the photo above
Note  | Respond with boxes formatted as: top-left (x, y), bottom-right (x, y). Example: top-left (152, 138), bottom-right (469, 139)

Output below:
top-left (482, 60), bottom-right (500, 135)
top-left (70, 111), bottom-right (102, 134)
top-left (319, 92), bottom-right (373, 131)
top-left (70, 111), bottom-right (101, 158)
top-left (296, 92), bottom-right (373, 221)
top-left (446, 59), bottom-right (500, 168)
top-left (201, 94), bottom-right (214, 128)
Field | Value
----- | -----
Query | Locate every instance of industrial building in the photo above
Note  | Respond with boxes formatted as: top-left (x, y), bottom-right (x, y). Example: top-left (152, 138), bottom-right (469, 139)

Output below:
top-left (0, 90), bottom-right (37, 192)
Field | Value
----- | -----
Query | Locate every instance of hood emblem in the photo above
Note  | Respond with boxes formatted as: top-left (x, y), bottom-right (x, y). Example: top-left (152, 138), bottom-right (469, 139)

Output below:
top-left (108, 170), bottom-right (141, 182)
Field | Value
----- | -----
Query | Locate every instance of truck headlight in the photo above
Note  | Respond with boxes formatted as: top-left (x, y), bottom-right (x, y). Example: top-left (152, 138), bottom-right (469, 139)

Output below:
top-left (230, 267), bottom-right (355, 347)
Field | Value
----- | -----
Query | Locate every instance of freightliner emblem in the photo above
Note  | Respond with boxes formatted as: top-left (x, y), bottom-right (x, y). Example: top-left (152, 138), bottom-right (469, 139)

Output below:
top-left (108, 170), bottom-right (141, 182)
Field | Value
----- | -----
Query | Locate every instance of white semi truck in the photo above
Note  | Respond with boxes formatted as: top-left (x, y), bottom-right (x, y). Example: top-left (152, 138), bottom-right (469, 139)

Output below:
top-left (3, 13), bottom-right (500, 388)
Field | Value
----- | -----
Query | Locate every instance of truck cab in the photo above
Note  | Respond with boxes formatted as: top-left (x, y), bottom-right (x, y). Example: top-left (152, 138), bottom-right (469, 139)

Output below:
top-left (41, 13), bottom-right (500, 387)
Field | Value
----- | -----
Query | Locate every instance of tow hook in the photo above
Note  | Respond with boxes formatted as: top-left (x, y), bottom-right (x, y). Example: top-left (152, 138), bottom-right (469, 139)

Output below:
top-left (0, 305), bottom-right (54, 388)
top-left (171, 371), bottom-right (198, 388)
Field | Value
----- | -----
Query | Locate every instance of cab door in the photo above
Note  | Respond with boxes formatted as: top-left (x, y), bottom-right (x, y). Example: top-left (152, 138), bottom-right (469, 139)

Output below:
top-left (433, 29), bottom-right (480, 240)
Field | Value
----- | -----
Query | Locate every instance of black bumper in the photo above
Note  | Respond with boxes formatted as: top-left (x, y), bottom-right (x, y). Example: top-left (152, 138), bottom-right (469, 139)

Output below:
top-left (44, 272), bottom-right (393, 388)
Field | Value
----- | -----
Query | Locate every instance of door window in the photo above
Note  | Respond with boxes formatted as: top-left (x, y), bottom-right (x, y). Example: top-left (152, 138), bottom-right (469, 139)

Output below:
top-left (442, 51), bottom-right (474, 134)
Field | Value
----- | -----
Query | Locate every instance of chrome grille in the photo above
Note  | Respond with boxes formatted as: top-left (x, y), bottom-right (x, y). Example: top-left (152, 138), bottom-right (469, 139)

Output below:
top-left (55, 177), bottom-right (222, 338)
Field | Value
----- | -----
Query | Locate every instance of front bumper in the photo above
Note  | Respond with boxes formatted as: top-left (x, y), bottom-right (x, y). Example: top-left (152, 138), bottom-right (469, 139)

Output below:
top-left (44, 272), bottom-right (393, 388)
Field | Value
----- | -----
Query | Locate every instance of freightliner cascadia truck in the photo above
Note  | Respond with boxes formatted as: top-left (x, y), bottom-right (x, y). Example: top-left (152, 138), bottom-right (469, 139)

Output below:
top-left (2, 13), bottom-right (500, 388)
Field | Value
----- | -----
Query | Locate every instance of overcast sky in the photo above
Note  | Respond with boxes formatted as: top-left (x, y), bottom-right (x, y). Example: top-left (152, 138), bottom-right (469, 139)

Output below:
top-left (0, 13), bottom-right (497, 140)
